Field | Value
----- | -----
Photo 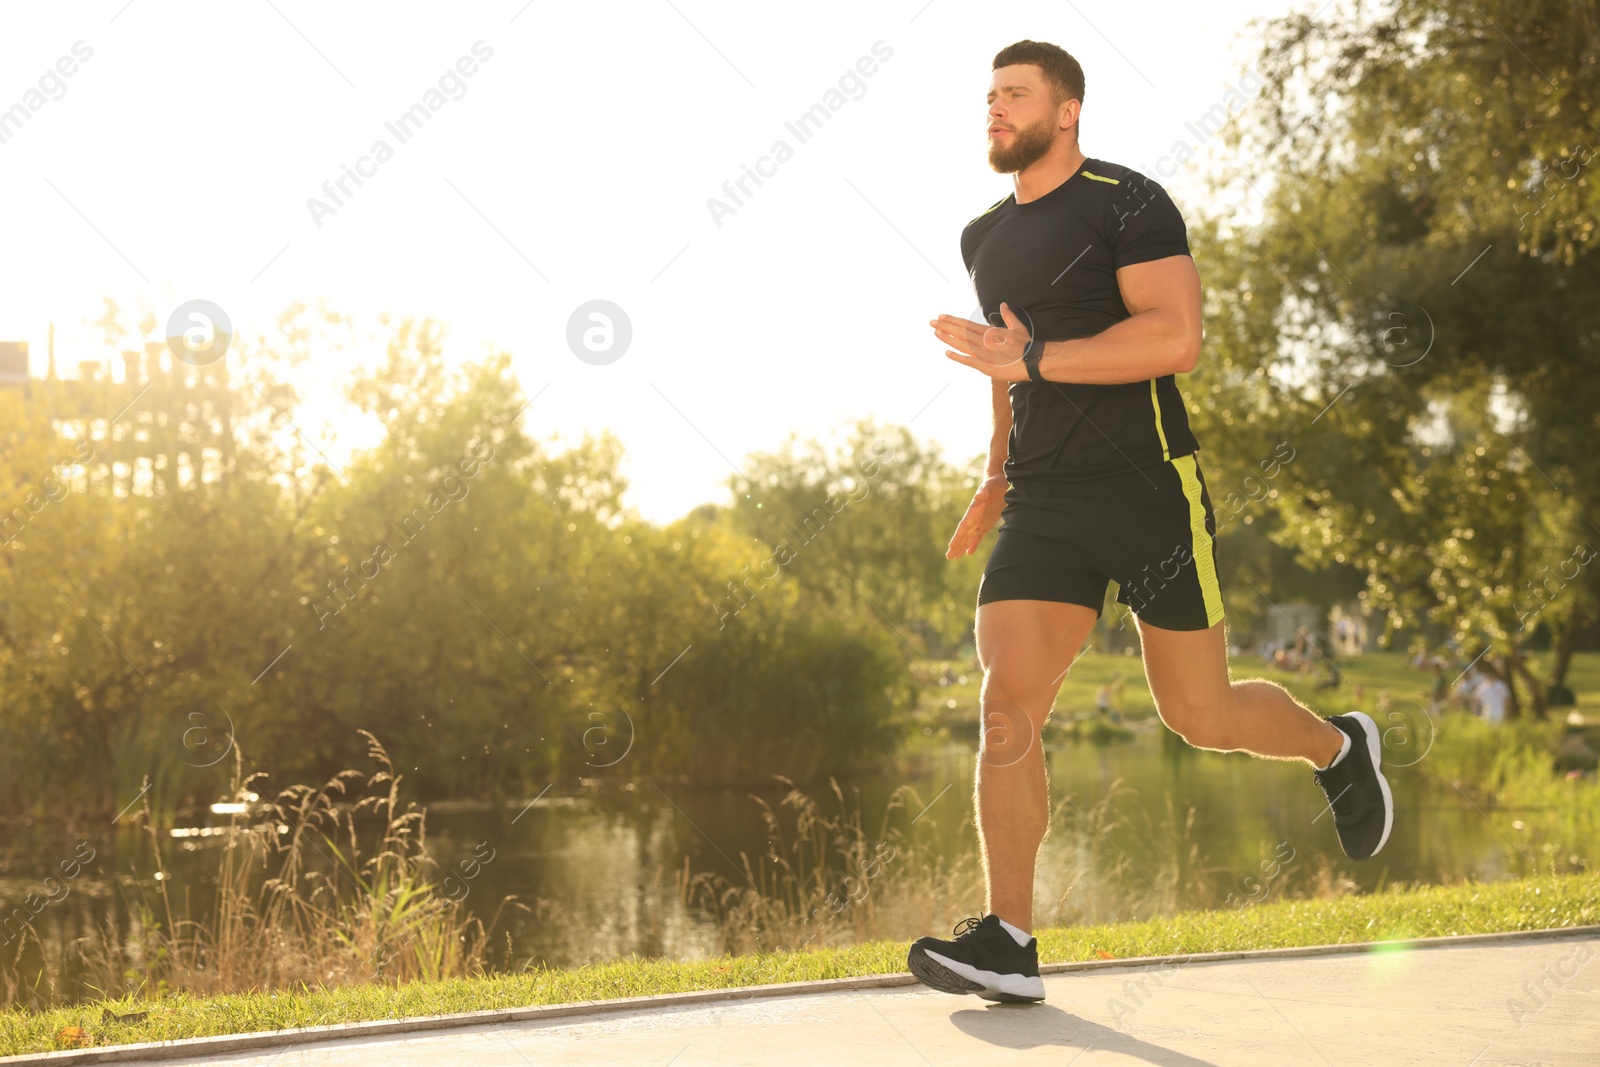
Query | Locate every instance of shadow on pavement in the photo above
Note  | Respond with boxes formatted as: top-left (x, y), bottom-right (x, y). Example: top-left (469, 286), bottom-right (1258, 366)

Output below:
top-left (945, 1002), bottom-right (1224, 1066)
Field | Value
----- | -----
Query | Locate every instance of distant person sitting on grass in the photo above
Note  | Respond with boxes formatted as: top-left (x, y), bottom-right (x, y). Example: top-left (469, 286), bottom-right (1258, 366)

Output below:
top-left (1454, 667), bottom-right (1484, 713)
top-left (1315, 658), bottom-right (1342, 690)
top-left (1475, 669), bottom-right (1511, 725)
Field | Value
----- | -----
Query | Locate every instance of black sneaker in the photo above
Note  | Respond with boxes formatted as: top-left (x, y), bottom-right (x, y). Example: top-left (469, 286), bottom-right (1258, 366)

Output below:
top-left (906, 914), bottom-right (1045, 1003)
top-left (1313, 711), bottom-right (1394, 859)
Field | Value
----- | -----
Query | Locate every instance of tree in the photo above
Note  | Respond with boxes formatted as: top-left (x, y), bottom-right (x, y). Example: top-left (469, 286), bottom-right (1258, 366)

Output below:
top-left (1194, 0), bottom-right (1600, 714)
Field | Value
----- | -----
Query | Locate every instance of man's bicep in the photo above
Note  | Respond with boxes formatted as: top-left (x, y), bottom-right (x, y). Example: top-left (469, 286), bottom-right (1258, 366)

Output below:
top-left (1115, 254), bottom-right (1201, 323)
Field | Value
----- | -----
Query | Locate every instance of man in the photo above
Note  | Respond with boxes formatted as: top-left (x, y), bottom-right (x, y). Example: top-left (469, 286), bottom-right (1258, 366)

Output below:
top-left (904, 40), bottom-right (1393, 1005)
top-left (1476, 668), bottom-right (1511, 725)
top-left (1454, 666), bottom-right (1484, 713)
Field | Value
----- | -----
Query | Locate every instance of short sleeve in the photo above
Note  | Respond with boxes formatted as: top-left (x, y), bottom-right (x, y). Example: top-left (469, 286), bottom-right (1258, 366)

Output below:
top-left (1108, 174), bottom-right (1190, 269)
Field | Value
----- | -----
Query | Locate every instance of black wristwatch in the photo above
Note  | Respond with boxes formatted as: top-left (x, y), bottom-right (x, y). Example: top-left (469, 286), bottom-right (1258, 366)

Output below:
top-left (1021, 333), bottom-right (1045, 383)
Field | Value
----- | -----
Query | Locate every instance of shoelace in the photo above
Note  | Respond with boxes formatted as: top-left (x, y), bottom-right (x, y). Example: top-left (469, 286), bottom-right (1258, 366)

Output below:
top-left (952, 915), bottom-right (987, 937)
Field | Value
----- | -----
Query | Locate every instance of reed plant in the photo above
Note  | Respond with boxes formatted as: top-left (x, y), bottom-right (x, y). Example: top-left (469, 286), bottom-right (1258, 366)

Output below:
top-left (1, 731), bottom-right (517, 1010)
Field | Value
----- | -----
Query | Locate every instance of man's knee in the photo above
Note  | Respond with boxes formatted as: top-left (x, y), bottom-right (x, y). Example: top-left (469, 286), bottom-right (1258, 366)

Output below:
top-left (979, 662), bottom-right (1047, 759)
top-left (982, 655), bottom-right (1067, 716)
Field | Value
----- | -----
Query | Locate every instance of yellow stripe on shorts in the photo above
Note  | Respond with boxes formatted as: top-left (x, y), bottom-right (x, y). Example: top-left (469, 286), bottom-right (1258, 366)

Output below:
top-left (1172, 453), bottom-right (1225, 627)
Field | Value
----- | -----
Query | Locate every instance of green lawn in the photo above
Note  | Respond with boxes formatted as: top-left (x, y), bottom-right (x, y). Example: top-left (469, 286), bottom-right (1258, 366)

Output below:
top-left (5, 872), bottom-right (1597, 1056)
top-left (915, 650), bottom-right (1600, 725)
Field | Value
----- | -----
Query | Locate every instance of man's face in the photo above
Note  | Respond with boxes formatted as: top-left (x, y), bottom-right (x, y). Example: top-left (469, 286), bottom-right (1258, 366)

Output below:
top-left (986, 63), bottom-right (1072, 173)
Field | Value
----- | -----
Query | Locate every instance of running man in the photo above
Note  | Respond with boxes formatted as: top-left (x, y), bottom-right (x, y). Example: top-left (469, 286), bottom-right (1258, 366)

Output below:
top-left (905, 40), bottom-right (1394, 1005)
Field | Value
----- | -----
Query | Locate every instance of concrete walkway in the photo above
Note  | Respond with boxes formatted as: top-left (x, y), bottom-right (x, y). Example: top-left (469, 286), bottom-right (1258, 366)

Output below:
top-left (18, 929), bottom-right (1600, 1066)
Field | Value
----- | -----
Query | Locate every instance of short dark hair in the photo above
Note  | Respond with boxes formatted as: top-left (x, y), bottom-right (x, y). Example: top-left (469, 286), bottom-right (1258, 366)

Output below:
top-left (992, 40), bottom-right (1085, 112)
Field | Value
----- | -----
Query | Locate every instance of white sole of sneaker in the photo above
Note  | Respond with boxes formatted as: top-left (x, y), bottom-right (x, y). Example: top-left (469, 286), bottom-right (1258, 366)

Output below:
top-left (1348, 710), bottom-right (1394, 855)
top-left (922, 948), bottom-right (1045, 1002)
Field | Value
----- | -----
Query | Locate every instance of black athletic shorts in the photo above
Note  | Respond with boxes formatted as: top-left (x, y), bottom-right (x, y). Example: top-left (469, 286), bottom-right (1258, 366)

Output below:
top-left (977, 452), bottom-right (1226, 631)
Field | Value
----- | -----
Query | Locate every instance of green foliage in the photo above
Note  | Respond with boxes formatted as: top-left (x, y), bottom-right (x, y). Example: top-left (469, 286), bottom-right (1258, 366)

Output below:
top-left (721, 420), bottom-right (985, 657)
top-left (0, 314), bottom-right (942, 814)
top-left (1417, 712), bottom-right (1600, 870)
top-left (1191, 0), bottom-right (1600, 711)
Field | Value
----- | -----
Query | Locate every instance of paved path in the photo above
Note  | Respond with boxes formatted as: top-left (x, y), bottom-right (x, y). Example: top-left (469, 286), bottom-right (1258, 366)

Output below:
top-left (29, 931), bottom-right (1600, 1066)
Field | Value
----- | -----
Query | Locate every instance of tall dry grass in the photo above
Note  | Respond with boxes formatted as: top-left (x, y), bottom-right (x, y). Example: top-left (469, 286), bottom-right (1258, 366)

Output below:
top-left (674, 775), bottom-right (986, 958)
top-left (6, 745), bottom-right (1372, 1012)
top-left (2, 731), bottom-right (519, 1009)
top-left (674, 773), bottom-right (1360, 957)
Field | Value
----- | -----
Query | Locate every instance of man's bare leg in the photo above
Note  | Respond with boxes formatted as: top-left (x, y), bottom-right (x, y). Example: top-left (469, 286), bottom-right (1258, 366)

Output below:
top-left (974, 598), bottom-right (1099, 933)
top-left (1136, 616), bottom-right (1344, 766)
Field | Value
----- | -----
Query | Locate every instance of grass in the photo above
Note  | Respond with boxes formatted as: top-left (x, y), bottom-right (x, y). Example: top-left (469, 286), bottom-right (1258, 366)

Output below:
top-left (4, 871), bottom-right (1596, 1056)
top-left (914, 652), bottom-right (1156, 725)
top-left (913, 650), bottom-right (1600, 726)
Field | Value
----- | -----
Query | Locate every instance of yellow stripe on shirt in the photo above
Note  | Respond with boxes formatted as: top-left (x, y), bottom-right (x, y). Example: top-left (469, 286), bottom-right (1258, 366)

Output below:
top-left (965, 194), bottom-right (1010, 227)
top-left (1149, 380), bottom-right (1170, 462)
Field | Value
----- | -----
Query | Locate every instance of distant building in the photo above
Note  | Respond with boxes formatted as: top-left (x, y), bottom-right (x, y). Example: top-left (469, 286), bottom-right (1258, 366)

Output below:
top-left (0, 341), bottom-right (26, 386)
top-left (1264, 601), bottom-right (1321, 649)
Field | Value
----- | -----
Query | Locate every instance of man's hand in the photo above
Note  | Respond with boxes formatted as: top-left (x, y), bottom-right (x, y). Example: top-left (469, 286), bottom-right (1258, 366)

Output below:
top-left (932, 303), bottom-right (1032, 382)
top-left (947, 473), bottom-right (1009, 559)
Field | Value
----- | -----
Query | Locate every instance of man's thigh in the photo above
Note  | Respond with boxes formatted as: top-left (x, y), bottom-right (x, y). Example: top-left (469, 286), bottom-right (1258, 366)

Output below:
top-left (1135, 615), bottom-right (1231, 718)
top-left (975, 599), bottom-right (1099, 708)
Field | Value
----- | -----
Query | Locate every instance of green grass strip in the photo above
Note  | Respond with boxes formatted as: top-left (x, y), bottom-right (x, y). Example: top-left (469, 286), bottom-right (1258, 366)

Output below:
top-left (4, 871), bottom-right (1597, 1057)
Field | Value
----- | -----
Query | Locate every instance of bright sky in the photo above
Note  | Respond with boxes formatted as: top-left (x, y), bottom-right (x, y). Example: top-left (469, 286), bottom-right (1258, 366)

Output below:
top-left (0, 0), bottom-right (1303, 525)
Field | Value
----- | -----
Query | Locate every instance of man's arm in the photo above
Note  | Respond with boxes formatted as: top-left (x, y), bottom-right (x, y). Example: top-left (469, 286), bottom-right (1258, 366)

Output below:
top-left (1034, 254), bottom-right (1202, 384)
top-left (946, 377), bottom-right (1012, 559)
top-left (985, 377), bottom-right (1011, 478)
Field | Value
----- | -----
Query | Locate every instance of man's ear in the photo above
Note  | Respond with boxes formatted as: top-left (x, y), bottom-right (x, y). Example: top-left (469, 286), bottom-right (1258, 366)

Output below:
top-left (1059, 98), bottom-right (1081, 133)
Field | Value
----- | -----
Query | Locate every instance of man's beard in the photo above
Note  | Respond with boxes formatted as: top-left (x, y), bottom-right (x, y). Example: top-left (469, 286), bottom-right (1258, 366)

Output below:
top-left (988, 116), bottom-right (1057, 174)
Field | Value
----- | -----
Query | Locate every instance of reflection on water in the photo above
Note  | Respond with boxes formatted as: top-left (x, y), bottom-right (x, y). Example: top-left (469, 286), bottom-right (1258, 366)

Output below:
top-left (0, 731), bottom-right (1553, 1001)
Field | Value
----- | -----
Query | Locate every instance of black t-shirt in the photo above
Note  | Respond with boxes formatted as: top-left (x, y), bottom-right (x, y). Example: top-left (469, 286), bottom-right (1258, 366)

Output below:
top-left (961, 157), bottom-right (1200, 490)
